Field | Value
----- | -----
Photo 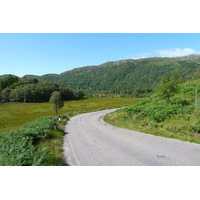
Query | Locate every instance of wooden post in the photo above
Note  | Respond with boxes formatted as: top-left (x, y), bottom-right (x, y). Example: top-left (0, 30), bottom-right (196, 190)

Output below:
top-left (196, 90), bottom-right (198, 108)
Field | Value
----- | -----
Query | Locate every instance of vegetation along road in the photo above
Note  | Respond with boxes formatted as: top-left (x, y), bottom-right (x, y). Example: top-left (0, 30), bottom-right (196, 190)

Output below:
top-left (64, 109), bottom-right (200, 166)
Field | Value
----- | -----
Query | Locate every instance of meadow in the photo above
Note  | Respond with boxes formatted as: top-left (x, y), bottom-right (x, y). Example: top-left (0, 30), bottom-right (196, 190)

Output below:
top-left (0, 97), bottom-right (138, 133)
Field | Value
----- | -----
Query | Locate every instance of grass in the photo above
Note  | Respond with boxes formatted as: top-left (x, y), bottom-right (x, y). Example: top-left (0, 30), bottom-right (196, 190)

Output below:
top-left (39, 115), bottom-right (69, 166)
top-left (39, 129), bottom-right (65, 166)
top-left (0, 97), bottom-right (139, 166)
top-left (0, 97), bottom-right (138, 133)
top-left (104, 104), bottom-right (200, 145)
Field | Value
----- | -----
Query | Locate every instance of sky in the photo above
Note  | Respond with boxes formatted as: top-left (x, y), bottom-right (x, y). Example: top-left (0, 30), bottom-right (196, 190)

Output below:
top-left (0, 33), bottom-right (200, 77)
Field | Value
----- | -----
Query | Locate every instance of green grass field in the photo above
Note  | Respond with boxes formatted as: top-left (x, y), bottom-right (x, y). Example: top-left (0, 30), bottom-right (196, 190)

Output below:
top-left (0, 97), bottom-right (139, 133)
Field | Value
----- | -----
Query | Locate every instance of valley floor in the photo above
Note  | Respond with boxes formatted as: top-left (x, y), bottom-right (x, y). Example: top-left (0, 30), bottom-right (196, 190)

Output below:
top-left (0, 97), bottom-right (139, 133)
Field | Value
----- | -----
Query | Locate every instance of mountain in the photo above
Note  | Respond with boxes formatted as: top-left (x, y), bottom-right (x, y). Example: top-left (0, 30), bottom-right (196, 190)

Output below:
top-left (5, 54), bottom-right (200, 94)
top-left (35, 54), bottom-right (200, 94)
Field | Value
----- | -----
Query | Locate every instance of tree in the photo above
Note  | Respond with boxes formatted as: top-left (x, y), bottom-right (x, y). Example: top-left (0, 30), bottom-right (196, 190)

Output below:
top-left (0, 88), bottom-right (10, 103)
top-left (49, 91), bottom-right (64, 114)
top-left (157, 71), bottom-right (182, 105)
top-left (59, 85), bottom-right (74, 100)
top-left (73, 90), bottom-right (85, 99)
top-left (0, 75), bottom-right (19, 92)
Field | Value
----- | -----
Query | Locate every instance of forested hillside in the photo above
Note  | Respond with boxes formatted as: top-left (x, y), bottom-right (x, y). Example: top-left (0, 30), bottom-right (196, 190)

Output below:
top-left (0, 75), bottom-right (84, 103)
top-left (29, 54), bottom-right (200, 95)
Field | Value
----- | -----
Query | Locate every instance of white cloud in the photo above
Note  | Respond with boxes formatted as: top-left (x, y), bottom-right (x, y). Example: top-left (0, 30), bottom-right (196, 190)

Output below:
top-left (131, 52), bottom-right (152, 59)
top-left (155, 48), bottom-right (200, 57)
top-left (129, 48), bottom-right (200, 60)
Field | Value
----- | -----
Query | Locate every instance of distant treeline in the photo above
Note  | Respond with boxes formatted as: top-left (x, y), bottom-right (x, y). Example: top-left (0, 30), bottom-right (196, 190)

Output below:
top-left (94, 88), bottom-right (153, 98)
top-left (0, 75), bottom-right (84, 103)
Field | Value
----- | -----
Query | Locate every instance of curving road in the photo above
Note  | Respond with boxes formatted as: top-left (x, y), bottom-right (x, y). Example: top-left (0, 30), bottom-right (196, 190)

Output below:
top-left (63, 109), bottom-right (200, 166)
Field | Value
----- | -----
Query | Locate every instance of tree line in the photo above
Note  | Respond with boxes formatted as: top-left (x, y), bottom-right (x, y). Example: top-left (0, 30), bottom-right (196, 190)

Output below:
top-left (94, 88), bottom-right (152, 98)
top-left (0, 75), bottom-right (84, 103)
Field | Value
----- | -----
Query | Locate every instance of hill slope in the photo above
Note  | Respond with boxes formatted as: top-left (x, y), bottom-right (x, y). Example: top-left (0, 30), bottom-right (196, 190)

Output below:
top-left (105, 73), bottom-right (200, 144)
top-left (29, 54), bottom-right (200, 94)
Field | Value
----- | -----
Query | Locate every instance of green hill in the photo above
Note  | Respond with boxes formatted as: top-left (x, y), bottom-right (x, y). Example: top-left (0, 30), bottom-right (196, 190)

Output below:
top-left (105, 70), bottom-right (200, 144)
top-left (30, 54), bottom-right (200, 95)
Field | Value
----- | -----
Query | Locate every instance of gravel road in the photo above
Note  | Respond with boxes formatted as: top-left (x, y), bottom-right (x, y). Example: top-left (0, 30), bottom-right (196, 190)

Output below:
top-left (63, 109), bottom-right (200, 166)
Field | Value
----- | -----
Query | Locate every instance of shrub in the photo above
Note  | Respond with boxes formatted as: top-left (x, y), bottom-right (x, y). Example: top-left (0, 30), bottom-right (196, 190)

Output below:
top-left (0, 131), bottom-right (35, 166)
top-left (173, 98), bottom-right (190, 106)
top-left (125, 97), bottom-right (152, 115)
top-left (136, 104), bottom-right (184, 122)
top-left (0, 116), bottom-right (57, 166)
top-left (192, 121), bottom-right (200, 133)
top-left (22, 116), bottom-right (57, 144)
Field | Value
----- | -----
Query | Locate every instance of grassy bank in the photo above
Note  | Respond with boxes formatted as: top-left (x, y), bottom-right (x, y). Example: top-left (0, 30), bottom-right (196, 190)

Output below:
top-left (39, 115), bottom-right (69, 166)
top-left (104, 108), bottom-right (200, 144)
top-left (104, 79), bottom-right (200, 144)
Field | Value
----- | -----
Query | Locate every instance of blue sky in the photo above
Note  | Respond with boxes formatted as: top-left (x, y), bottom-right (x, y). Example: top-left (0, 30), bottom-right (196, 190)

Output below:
top-left (0, 33), bottom-right (200, 77)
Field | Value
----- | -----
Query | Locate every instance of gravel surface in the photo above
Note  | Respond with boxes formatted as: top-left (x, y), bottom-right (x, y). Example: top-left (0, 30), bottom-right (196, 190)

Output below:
top-left (63, 109), bottom-right (200, 166)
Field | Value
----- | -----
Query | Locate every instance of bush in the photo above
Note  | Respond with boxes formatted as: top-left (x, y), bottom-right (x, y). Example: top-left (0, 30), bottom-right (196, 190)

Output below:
top-left (135, 104), bottom-right (184, 122)
top-left (0, 131), bottom-right (35, 166)
top-left (125, 97), bottom-right (152, 115)
top-left (22, 116), bottom-right (56, 144)
top-left (0, 116), bottom-right (57, 166)
top-left (173, 98), bottom-right (190, 106)
top-left (192, 121), bottom-right (200, 133)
